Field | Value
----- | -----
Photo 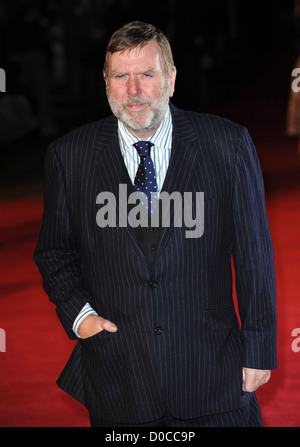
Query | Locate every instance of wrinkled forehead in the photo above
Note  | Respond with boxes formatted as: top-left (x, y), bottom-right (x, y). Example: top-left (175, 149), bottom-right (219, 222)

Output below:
top-left (107, 41), bottom-right (165, 74)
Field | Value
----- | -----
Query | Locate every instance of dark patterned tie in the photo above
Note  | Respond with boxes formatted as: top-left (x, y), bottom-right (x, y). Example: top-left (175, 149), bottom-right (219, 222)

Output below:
top-left (133, 141), bottom-right (158, 216)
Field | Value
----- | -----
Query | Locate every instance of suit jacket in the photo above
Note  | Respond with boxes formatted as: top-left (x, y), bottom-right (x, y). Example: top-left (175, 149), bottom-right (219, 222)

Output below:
top-left (34, 104), bottom-right (277, 424)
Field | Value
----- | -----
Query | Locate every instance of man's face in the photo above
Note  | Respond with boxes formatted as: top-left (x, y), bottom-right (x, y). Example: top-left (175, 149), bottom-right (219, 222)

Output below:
top-left (105, 40), bottom-right (176, 139)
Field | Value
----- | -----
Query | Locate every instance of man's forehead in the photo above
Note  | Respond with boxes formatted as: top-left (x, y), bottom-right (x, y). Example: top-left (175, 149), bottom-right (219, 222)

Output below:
top-left (108, 41), bottom-right (163, 69)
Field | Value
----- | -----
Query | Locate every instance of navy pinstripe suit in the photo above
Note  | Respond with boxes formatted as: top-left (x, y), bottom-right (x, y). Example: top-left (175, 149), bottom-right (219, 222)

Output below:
top-left (34, 103), bottom-right (277, 425)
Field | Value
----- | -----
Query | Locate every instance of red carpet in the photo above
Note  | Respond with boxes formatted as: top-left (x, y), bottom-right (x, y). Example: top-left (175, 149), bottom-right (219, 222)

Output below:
top-left (0, 56), bottom-right (300, 427)
top-left (0, 199), bottom-right (90, 426)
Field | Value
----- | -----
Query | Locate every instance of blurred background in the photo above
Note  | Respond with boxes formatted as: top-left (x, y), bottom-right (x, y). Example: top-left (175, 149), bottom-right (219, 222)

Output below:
top-left (0, 0), bottom-right (298, 195)
top-left (0, 0), bottom-right (300, 428)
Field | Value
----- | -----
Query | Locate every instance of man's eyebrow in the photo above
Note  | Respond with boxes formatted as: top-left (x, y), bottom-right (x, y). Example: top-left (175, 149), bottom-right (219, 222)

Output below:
top-left (140, 68), bottom-right (156, 73)
top-left (110, 68), bottom-right (157, 75)
top-left (111, 70), bottom-right (126, 76)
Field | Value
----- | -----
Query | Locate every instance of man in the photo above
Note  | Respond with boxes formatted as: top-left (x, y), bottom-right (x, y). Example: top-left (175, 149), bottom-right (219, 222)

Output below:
top-left (34, 21), bottom-right (277, 427)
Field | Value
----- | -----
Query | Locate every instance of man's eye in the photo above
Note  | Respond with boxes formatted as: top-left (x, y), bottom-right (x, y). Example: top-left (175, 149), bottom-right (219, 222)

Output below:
top-left (112, 74), bottom-right (126, 79)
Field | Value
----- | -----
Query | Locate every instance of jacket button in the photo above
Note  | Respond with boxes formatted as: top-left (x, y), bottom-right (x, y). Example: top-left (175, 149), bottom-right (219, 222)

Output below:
top-left (154, 327), bottom-right (163, 335)
top-left (149, 280), bottom-right (158, 288)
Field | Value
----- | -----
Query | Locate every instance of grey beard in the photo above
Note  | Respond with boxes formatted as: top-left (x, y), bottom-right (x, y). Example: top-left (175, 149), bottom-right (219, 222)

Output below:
top-left (107, 94), bottom-right (169, 136)
top-left (106, 77), bottom-right (171, 136)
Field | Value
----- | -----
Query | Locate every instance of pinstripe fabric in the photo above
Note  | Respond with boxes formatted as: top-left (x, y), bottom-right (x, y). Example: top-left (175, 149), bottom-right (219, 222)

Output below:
top-left (90, 393), bottom-right (263, 427)
top-left (34, 103), bottom-right (277, 425)
top-left (72, 107), bottom-right (172, 337)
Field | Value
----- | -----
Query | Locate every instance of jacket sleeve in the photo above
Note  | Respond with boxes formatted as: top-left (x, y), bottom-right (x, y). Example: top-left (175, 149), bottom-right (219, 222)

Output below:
top-left (231, 127), bottom-right (277, 370)
top-left (34, 143), bottom-right (92, 339)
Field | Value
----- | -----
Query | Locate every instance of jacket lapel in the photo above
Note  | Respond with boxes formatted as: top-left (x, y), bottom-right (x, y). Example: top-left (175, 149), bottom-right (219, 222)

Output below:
top-left (93, 105), bottom-right (200, 270)
top-left (153, 105), bottom-right (199, 270)
top-left (94, 115), bottom-right (148, 264)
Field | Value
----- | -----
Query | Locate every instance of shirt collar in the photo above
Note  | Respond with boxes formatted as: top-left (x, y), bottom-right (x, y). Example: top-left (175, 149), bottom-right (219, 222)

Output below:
top-left (118, 106), bottom-right (172, 156)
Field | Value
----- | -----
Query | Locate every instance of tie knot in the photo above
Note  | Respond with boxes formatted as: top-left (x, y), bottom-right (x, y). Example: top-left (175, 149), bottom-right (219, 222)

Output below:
top-left (133, 141), bottom-right (154, 158)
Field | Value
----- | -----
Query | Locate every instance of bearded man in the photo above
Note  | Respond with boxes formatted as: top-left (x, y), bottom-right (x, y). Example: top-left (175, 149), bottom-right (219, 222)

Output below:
top-left (34, 21), bottom-right (277, 427)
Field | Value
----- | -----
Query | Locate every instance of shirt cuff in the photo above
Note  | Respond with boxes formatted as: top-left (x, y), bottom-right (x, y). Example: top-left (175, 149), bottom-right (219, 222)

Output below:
top-left (72, 302), bottom-right (99, 338)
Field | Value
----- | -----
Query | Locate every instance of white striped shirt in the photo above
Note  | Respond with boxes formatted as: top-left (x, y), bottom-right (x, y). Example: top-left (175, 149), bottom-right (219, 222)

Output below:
top-left (118, 106), bottom-right (172, 192)
top-left (73, 107), bottom-right (173, 337)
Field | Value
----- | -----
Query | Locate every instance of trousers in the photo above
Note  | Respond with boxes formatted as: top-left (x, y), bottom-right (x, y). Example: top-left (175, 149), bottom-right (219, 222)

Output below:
top-left (89, 393), bottom-right (263, 427)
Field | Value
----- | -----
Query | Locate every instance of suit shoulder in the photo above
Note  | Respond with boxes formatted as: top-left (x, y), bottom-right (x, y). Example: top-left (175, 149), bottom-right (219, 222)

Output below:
top-left (181, 108), bottom-right (244, 137)
top-left (49, 115), bottom-right (116, 156)
top-left (171, 105), bottom-right (253, 165)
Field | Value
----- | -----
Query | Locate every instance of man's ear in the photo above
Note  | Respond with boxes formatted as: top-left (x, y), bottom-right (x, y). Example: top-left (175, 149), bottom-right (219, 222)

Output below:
top-left (103, 71), bottom-right (109, 91)
top-left (169, 66), bottom-right (177, 97)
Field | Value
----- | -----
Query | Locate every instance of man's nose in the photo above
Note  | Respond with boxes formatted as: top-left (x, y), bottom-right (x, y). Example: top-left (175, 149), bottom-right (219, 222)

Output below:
top-left (127, 76), bottom-right (141, 96)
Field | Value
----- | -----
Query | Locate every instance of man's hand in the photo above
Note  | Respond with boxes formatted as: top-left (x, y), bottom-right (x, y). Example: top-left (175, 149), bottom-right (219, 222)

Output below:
top-left (242, 367), bottom-right (271, 392)
top-left (78, 314), bottom-right (118, 339)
